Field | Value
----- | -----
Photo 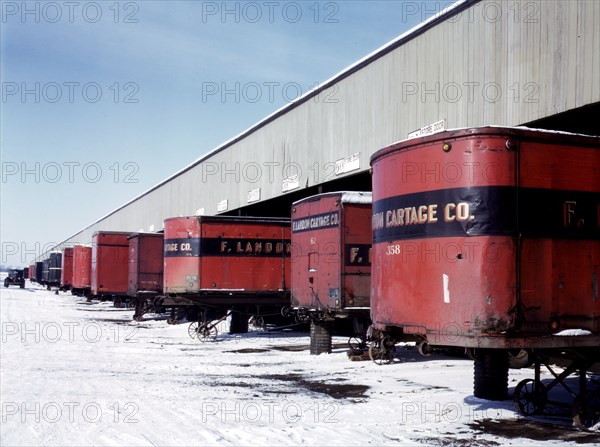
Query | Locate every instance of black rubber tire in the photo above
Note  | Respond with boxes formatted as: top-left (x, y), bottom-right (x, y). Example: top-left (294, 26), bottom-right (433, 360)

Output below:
top-left (473, 349), bottom-right (509, 401)
top-left (229, 311), bottom-right (249, 334)
top-left (310, 320), bottom-right (332, 355)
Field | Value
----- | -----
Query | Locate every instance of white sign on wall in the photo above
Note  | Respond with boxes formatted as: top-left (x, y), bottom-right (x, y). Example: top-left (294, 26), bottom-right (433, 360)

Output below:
top-left (335, 153), bottom-right (360, 176)
top-left (407, 119), bottom-right (446, 139)
top-left (282, 175), bottom-right (300, 192)
top-left (247, 188), bottom-right (261, 203)
top-left (217, 200), bottom-right (228, 212)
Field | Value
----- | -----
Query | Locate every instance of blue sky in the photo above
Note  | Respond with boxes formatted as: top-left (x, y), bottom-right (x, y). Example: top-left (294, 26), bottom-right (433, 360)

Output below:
top-left (1, 1), bottom-right (454, 267)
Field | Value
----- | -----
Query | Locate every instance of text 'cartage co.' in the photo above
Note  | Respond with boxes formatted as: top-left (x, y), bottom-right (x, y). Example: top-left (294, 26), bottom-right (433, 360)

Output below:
top-left (292, 211), bottom-right (340, 233)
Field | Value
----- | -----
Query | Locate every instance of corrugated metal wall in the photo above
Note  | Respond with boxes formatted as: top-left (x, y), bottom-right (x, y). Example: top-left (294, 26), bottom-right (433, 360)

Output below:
top-left (44, 0), bottom-right (600, 257)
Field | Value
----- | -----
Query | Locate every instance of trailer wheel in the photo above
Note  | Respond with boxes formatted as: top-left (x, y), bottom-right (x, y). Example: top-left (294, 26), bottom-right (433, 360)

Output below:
top-left (473, 349), bottom-right (509, 401)
top-left (369, 336), bottom-right (395, 365)
top-left (572, 388), bottom-right (600, 429)
top-left (417, 341), bottom-right (432, 357)
top-left (249, 315), bottom-right (265, 330)
top-left (514, 378), bottom-right (547, 415)
top-left (310, 320), bottom-right (332, 355)
top-left (508, 349), bottom-right (531, 369)
top-left (348, 336), bottom-right (367, 355)
top-left (198, 324), bottom-right (218, 342)
top-left (188, 322), bottom-right (199, 339)
top-left (229, 311), bottom-right (249, 334)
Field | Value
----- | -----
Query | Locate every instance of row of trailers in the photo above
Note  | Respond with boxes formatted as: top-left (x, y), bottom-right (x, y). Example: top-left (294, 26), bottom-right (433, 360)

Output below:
top-left (27, 127), bottom-right (600, 428)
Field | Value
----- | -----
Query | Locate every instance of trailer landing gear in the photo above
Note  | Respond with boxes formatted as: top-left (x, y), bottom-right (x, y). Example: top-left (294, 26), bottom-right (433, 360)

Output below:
top-left (368, 335), bottom-right (395, 365)
top-left (513, 353), bottom-right (599, 428)
top-left (188, 321), bottom-right (220, 342)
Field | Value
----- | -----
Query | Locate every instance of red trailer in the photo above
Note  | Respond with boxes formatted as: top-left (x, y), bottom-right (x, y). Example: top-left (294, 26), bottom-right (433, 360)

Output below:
top-left (128, 232), bottom-right (164, 320)
top-left (60, 247), bottom-right (74, 291)
top-left (290, 192), bottom-right (372, 354)
top-left (28, 264), bottom-right (35, 281)
top-left (91, 231), bottom-right (130, 304)
top-left (163, 216), bottom-right (291, 339)
top-left (72, 245), bottom-right (92, 297)
top-left (370, 126), bottom-right (600, 424)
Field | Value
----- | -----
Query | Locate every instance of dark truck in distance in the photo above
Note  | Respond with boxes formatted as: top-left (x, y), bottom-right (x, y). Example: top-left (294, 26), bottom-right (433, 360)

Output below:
top-left (4, 269), bottom-right (25, 288)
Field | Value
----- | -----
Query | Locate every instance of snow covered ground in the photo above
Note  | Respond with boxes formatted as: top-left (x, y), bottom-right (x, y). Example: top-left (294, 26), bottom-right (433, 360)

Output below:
top-left (1, 283), bottom-right (599, 446)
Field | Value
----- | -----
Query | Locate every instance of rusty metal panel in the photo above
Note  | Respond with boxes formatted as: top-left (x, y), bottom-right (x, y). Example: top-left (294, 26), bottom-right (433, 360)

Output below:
top-left (72, 246), bottom-right (92, 290)
top-left (127, 233), bottom-right (164, 296)
top-left (291, 192), bottom-right (372, 311)
top-left (164, 216), bottom-right (291, 296)
top-left (370, 127), bottom-right (600, 348)
top-left (60, 248), bottom-right (74, 287)
top-left (91, 232), bottom-right (130, 296)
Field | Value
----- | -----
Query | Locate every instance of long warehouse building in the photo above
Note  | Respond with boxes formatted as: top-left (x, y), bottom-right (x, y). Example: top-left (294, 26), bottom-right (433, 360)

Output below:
top-left (39, 0), bottom-right (600, 259)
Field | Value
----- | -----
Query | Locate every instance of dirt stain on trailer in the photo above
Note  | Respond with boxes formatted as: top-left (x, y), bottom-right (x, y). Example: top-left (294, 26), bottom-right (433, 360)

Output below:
top-left (468, 419), bottom-right (600, 444)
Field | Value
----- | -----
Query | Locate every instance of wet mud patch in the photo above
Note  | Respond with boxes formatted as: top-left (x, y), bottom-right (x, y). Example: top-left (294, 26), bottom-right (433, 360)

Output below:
top-left (271, 345), bottom-right (310, 352)
top-left (260, 374), bottom-right (304, 382)
top-left (220, 382), bottom-right (255, 388)
top-left (206, 373), bottom-right (369, 399)
top-left (395, 378), bottom-right (452, 393)
top-left (468, 419), bottom-right (600, 444)
top-left (227, 348), bottom-right (271, 354)
top-left (257, 373), bottom-right (369, 400)
top-left (269, 342), bottom-right (348, 352)
top-left (76, 307), bottom-right (130, 312)
top-left (300, 381), bottom-right (369, 399)
top-left (86, 318), bottom-right (132, 324)
top-left (417, 436), bottom-right (499, 447)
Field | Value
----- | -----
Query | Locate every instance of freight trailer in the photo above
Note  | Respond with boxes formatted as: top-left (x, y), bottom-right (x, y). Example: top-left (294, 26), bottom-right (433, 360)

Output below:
top-left (28, 264), bottom-right (35, 282)
top-left (72, 245), bottom-right (92, 297)
top-left (369, 126), bottom-right (600, 425)
top-left (91, 232), bottom-right (130, 304)
top-left (290, 191), bottom-right (372, 355)
top-left (42, 259), bottom-right (50, 285)
top-left (60, 247), bottom-right (74, 292)
top-left (127, 232), bottom-right (164, 321)
top-left (41, 252), bottom-right (63, 293)
top-left (34, 261), bottom-right (43, 283)
top-left (163, 216), bottom-right (291, 339)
